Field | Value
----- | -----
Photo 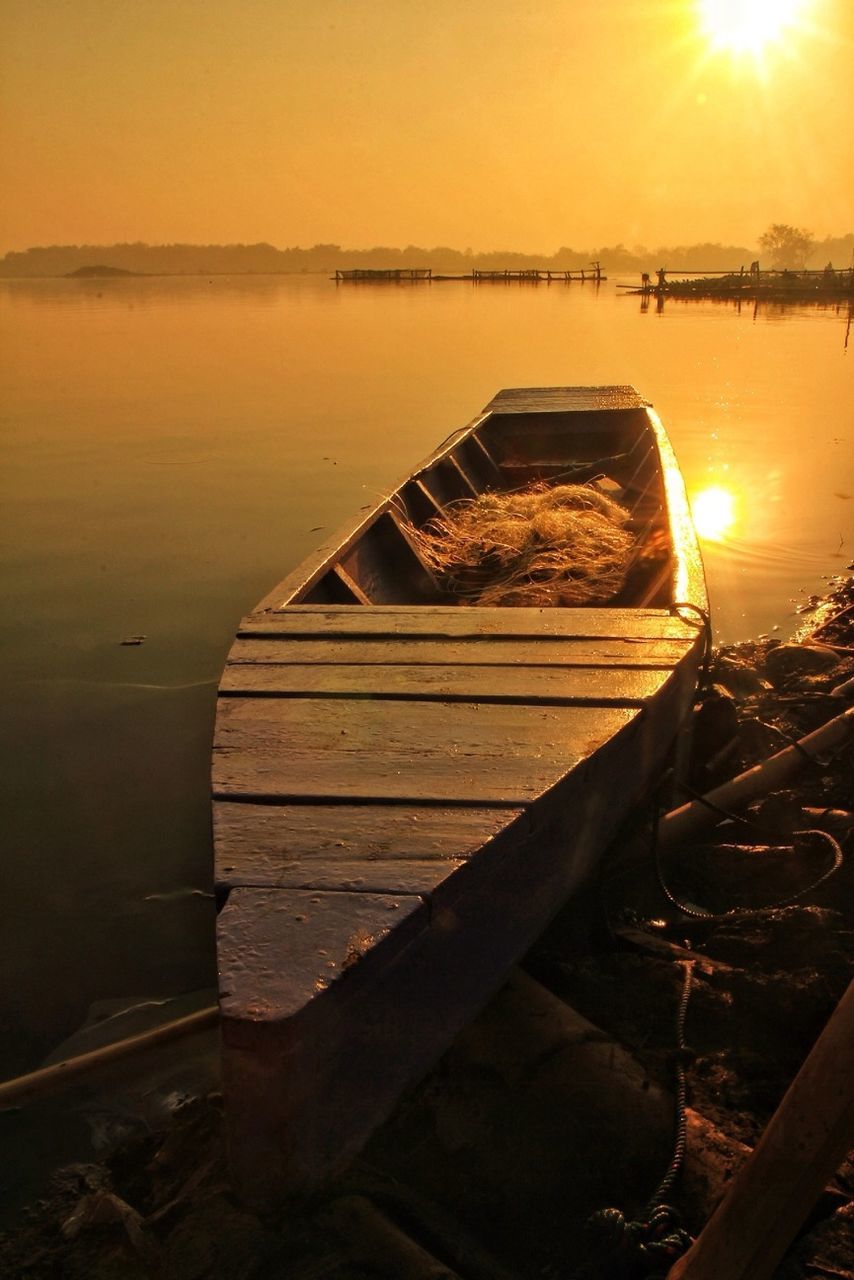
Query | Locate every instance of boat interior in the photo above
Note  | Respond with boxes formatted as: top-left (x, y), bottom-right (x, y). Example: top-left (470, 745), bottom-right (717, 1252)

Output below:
top-left (292, 405), bottom-right (674, 610)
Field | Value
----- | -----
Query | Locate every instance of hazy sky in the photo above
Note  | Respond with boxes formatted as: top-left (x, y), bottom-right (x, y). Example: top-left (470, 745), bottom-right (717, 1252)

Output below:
top-left (1, 0), bottom-right (852, 253)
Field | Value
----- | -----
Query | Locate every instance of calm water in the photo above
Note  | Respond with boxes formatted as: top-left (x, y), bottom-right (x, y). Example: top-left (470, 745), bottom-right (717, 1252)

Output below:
top-left (1, 275), bottom-right (852, 1089)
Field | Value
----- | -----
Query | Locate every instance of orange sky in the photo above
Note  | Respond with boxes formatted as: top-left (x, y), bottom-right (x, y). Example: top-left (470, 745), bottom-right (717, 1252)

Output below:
top-left (1, 0), bottom-right (852, 254)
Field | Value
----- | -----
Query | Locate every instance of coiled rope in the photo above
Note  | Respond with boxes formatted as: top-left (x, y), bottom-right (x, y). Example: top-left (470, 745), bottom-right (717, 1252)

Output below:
top-left (577, 961), bottom-right (696, 1278)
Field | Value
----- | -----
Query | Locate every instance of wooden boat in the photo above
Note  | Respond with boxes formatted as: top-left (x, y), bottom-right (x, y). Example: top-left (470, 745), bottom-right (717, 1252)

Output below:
top-left (212, 386), bottom-right (708, 1210)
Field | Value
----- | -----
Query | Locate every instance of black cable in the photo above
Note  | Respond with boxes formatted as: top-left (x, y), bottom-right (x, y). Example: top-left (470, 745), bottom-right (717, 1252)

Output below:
top-left (749, 717), bottom-right (826, 768)
top-left (673, 779), bottom-right (759, 832)
top-left (654, 826), bottom-right (844, 922)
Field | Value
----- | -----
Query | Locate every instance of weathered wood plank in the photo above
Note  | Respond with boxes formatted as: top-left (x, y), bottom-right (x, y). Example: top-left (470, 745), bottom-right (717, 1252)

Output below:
top-left (485, 386), bottom-right (646, 413)
top-left (331, 565), bottom-right (372, 605)
top-left (214, 801), bottom-right (527, 891)
top-left (219, 856), bottom-right (462, 895)
top-left (411, 479), bottom-right (444, 516)
top-left (446, 454), bottom-right (480, 496)
top-left (334, 512), bottom-right (439, 605)
top-left (219, 661), bottom-right (674, 705)
top-left (218, 888), bottom-right (429, 1026)
top-left (226, 636), bottom-right (692, 669)
top-left (212, 697), bottom-right (636, 805)
top-left (239, 605), bottom-right (700, 641)
top-left (458, 434), bottom-right (504, 487)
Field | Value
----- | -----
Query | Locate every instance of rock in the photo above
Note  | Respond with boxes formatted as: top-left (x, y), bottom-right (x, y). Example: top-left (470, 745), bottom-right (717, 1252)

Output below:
top-left (747, 792), bottom-right (806, 839)
top-left (792, 1198), bottom-right (854, 1278)
top-left (764, 643), bottom-right (840, 684)
top-left (691, 685), bottom-right (739, 771)
top-left (61, 1191), bottom-right (149, 1250)
top-left (737, 715), bottom-right (787, 761)
top-left (712, 656), bottom-right (770, 698)
top-left (160, 1192), bottom-right (285, 1279)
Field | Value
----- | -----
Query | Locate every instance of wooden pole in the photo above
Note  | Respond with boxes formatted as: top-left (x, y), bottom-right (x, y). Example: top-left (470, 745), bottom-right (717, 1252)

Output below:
top-left (660, 706), bottom-right (854, 850)
top-left (668, 980), bottom-right (854, 1280)
top-left (0, 1006), bottom-right (219, 1107)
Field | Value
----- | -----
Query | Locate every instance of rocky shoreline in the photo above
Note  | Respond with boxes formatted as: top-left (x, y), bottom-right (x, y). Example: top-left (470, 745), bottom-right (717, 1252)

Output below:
top-left (2, 577), bottom-right (852, 1279)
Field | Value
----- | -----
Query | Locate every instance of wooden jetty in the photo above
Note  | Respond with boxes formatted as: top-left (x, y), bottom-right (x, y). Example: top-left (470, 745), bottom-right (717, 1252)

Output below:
top-left (624, 266), bottom-right (854, 302)
top-left (333, 264), bottom-right (606, 284)
top-left (212, 386), bottom-right (708, 1210)
top-left (334, 268), bottom-right (432, 282)
top-left (471, 263), bottom-right (604, 283)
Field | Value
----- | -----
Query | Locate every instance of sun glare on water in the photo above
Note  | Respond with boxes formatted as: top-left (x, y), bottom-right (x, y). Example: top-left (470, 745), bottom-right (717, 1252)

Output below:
top-left (690, 485), bottom-right (738, 541)
top-left (699, 0), bottom-right (807, 54)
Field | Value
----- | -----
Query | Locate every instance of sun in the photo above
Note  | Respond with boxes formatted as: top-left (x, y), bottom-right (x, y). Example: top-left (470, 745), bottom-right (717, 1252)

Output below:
top-left (699, 0), bottom-right (807, 54)
top-left (690, 485), bottom-right (738, 541)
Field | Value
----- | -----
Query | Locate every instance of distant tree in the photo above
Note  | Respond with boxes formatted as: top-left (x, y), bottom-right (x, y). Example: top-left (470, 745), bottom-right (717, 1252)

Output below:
top-left (813, 232), bottom-right (854, 269)
top-left (758, 223), bottom-right (815, 269)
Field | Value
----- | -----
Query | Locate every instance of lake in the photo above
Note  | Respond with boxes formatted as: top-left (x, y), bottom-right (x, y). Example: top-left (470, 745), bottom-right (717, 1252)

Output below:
top-left (1, 273), bottom-right (851, 1092)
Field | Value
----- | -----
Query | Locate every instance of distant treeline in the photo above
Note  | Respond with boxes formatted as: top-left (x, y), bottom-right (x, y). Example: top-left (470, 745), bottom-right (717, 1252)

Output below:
top-left (2, 236), bottom-right (853, 278)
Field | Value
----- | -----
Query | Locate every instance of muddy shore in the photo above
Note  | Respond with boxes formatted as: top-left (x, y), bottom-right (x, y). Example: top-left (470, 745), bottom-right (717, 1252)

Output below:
top-left (2, 577), bottom-right (852, 1280)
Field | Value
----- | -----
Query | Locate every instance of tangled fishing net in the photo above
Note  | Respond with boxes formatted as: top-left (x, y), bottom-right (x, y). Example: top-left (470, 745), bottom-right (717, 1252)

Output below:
top-left (408, 482), bottom-right (636, 606)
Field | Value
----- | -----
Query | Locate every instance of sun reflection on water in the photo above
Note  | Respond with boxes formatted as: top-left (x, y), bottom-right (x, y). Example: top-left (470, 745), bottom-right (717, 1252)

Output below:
top-left (690, 484), bottom-right (738, 542)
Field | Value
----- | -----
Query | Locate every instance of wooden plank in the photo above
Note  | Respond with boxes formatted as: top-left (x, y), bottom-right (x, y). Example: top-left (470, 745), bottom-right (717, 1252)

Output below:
top-left (214, 801), bottom-right (527, 891)
top-left (458, 434), bottom-right (504, 487)
top-left (218, 888), bottom-right (429, 1027)
top-left (212, 697), bottom-right (637, 805)
top-left (219, 661), bottom-right (674, 705)
top-left (668, 979), bottom-right (854, 1280)
top-left (219, 855), bottom-right (463, 895)
top-left (446, 454), bottom-right (479, 496)
top-left (485, 386), bottom-right (645, 413)
top-left (336, 512), bottom-right (439, 605)
top-left (413, 479), bottom-right (444, 515)
top-left (332, 565), bottom-right (372, 605)
top-left (239, 605), bottom-right (700, 641)
top-left (416, 460), bottom-right (473, 509)
top-left (385, 510), bottom-right (442, 593)
top-left (226, 635), bottom-right (692, 669)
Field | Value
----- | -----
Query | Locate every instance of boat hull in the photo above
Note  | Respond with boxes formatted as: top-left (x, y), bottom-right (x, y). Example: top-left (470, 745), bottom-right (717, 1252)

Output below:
top-left (212, 387), bottom-right (708, 1208)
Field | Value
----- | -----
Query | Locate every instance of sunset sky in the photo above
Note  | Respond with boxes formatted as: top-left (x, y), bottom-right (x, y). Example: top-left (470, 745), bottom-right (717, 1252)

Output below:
top-left (1, 0), bottom-right (852, 254)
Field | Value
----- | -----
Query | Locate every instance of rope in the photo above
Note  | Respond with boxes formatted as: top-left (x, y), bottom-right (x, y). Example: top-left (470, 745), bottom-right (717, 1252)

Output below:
top-left (644, 961), bottom-right (694, 1212)
top-left (578, 961), bottom-right (695, 1277)
top-left (670, 601), bottom-right (713, 689)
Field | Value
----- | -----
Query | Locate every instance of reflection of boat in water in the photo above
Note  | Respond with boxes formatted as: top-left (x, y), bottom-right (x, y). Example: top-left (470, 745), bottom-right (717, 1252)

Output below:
top-left (211, 385), bottom-right (708, 1209)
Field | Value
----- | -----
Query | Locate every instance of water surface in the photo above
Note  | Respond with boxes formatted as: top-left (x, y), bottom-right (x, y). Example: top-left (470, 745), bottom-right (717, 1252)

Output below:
top-left (1, 274), bottom-right (851, 1084)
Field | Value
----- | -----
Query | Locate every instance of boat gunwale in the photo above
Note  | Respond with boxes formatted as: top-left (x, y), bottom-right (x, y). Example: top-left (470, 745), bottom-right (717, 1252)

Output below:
top-left (250, 410), bottom-right (493, 613)
top-left (246, 392), bottom-right (707, 622)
